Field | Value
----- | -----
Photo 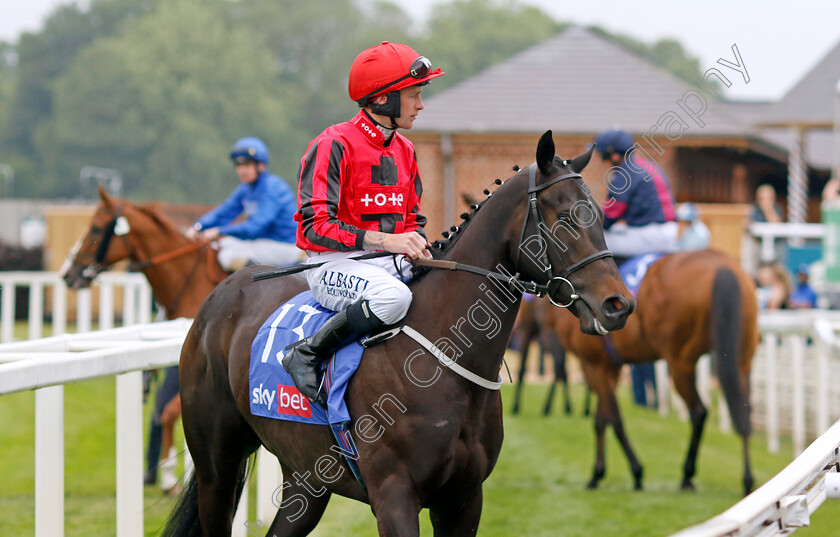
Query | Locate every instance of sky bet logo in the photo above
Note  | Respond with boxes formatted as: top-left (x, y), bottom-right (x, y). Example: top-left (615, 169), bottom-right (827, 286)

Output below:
top-left (252, 383), bottom-right (312, 418)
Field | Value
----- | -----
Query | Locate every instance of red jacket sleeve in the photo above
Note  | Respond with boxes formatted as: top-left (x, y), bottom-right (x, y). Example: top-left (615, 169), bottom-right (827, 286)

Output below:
top-left (403, 153), bottom-right (427, 238)
top-left (296, 139), bottom-right (365, 251)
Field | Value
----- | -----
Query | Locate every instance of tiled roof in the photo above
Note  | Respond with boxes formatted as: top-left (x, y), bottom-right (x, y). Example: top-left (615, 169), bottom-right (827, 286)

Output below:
top-left (761, 38), bottom-right (840, 127)
top-left (414, 26), bottom-right (760, 139)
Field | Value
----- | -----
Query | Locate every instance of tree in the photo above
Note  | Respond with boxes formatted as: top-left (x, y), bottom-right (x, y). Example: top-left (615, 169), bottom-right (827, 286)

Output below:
top-left (40, 0), bottom-right (294, 202)
top-left (419, 0), bottom-right (566, 95)
top-left (235, 0), bottom-right (413, 142)
top-left (4, 0), bottom-right (161, 197)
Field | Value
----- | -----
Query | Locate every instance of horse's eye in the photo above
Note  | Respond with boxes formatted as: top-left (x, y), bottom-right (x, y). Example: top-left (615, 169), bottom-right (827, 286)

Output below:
top-left (557, 213), bottom-right (572, 225)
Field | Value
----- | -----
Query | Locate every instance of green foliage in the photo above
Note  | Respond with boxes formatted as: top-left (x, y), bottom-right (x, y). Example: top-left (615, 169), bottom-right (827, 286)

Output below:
top-left (420, 0), bottom-right (566, 94)
top-left (0, 0), bottom-right (718, 200)
top-left (590, 27), bottom-right (719, 92)
top-left (40, 0), bottom-right (294, 202)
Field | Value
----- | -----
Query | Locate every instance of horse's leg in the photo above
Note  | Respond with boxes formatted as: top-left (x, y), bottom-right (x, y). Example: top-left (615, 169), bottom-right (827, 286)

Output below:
top-left (180, 358), bottom-right (259, 536)
top-left (369, 472), bottom-right (422, 537)
top-left (160, 393), bottom-right (182, 494)
top-left (512, 329), bottom-right (532, 415)
top-left (670, 360), bottom-right (707, 491)
top-left (584, 361), bottom-right (643, 490)
top-left (607, 384), bottom-right (644, 491)
top-left (541, 332), bottom-right (568, 416)
top-left (429, 486), bottom-right (483, 537)
top-left (264, 463), bottom-right (333, 537)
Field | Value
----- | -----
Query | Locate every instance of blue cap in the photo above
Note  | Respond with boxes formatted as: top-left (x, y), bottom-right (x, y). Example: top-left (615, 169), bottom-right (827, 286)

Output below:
top-left (230, 137), bottom-right (269, 164)
top-left (594, 129), bottom-right (634, 158)
top-left (797, 263), bottom-right (809, 275)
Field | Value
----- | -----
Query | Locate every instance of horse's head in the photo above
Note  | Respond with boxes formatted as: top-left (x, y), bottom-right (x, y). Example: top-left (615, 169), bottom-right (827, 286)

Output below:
top-left (509, 130), bottom-right (634, 335)
top-left (61, 186), bottom-right (141, 289)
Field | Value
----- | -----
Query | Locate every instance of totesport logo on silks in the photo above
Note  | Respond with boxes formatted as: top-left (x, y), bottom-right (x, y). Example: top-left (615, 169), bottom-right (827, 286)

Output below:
top-left (354, 186), bottom-right (408, 214)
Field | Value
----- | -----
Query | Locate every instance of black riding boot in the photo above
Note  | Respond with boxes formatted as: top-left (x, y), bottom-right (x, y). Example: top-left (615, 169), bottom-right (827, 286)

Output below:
top-left (282, 300), bottom-right (384, 407)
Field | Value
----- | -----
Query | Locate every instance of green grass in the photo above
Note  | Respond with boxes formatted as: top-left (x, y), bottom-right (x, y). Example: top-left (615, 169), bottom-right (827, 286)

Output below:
top-left (1, 374), bottom-right (838, 536)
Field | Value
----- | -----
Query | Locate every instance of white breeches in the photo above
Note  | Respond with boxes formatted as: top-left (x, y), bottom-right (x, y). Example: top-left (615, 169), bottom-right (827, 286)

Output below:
top-left (216, 237), bottom-right (303, 270)
top-left (304, 250), bottom-right (414, 325)
top-left (602, 221), bottom-right (678, 257)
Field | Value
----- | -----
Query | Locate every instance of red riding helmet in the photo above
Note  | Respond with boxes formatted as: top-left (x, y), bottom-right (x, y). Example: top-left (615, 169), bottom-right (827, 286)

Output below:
top-left (348, 41), bottom-right (444, 116)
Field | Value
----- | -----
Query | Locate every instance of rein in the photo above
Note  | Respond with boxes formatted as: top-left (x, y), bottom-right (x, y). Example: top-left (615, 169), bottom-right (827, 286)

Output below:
top-left (251, 162), bottom-right (613, 309)
top-left (73, 204), bottom-right (227, 314)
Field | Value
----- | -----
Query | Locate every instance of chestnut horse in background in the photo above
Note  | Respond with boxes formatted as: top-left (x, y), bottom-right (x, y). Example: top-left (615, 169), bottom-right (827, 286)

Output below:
top-left (510, 296), bottom-right (581, 416)
top-left (162, 132), bottom-right (634, 537)
top-left (550, 249), bottom-right (758, 495)
top-left (61, 185), bottom-right (227, 482)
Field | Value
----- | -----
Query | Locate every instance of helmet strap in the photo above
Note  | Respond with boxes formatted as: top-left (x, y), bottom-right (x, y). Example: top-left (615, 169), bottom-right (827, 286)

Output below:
top-left (368, 91), bottom-right (400, 128)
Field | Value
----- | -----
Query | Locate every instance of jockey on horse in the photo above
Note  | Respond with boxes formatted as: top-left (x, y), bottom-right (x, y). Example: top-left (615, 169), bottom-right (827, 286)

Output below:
top-left (282, 41), bottom-right (443, 407)
top-left (595, 128), bottom-right (678, 263)
top-left (186, 137), bottom-right (302, 271)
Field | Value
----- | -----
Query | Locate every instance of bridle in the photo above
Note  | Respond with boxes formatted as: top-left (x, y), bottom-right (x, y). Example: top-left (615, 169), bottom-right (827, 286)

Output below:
top-left (69, 204), bottom-right (225, 313)
top-left (71, 203), bottom-right (129, 281)
top-left (251, 161), bottom-right (613, 309)
top-left (514, 162), bottom-right (613, 307)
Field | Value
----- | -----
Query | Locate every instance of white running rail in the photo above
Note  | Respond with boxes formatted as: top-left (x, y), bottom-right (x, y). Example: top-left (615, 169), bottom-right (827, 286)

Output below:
top-left (0, 320), bottom-right (192, 537)
top-left (671, 418), bottom-right (840, 537)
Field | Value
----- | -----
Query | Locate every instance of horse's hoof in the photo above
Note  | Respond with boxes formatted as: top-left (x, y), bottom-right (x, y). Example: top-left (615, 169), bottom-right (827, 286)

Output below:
top-left (512, 405), bottom-right (520, 415)
top-left (586, 479), bottom-right (599, 490)
top-left (681, 480), bottom-right (696, 492)
top-left (633, 480), bottom-right (643, 491)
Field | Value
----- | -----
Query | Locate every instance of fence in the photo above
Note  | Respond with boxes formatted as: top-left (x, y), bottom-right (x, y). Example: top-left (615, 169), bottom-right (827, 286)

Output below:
top-left (3, 271), bottom-right (840, 535)
top-left (0, 271), bottom-right (153, 342)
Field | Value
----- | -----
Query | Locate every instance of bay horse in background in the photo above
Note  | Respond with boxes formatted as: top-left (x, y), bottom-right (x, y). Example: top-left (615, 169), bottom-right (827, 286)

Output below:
top-left (550, 249), bottom-right (758, 495)
top-left (162, 132), bottom-right (634, 537)
top-left (61, 185), bottom-right (227, 488)
top-left (459, 190), bottom-right (579, 418)
top-left (510, 295), bottom-right (584, 416)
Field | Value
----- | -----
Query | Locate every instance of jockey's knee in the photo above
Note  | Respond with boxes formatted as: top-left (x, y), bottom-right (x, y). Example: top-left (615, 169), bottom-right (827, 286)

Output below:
top-left (368, 281), bottom-right (412, 325)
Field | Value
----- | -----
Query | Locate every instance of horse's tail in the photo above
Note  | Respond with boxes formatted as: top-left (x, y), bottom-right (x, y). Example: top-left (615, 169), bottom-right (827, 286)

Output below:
top-left (711, 266), bottom-right (751, 438)
top-left (161, 452), bottom-right (257, 537)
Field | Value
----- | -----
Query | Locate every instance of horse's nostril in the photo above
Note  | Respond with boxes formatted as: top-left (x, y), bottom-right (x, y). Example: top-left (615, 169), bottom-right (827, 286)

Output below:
top-left (602, 295), bottom-right (630, 319)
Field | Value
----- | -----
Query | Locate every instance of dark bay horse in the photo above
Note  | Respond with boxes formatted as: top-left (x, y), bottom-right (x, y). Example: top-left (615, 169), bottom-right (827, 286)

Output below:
top-left (61, 185), bottom-right (227, 486)
top-left (550, 249), bottom-right (758, 495)
top-left (163, 131), bottom-right (635, 537)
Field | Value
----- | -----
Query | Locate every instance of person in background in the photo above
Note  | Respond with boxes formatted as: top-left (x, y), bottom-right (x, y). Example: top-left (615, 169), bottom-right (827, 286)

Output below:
top-left (756, 262), bottom-right (791, 310)
top-left (676, 202), bottom-right (711, 251)
top-left (749, 184), bottom-right (783, 224)
top-left (789, 263), bottom-right (818, 309)
top-left (594, 128), bottom-right (678, 262)
top-left (186, 137), bottom-right (301, 271)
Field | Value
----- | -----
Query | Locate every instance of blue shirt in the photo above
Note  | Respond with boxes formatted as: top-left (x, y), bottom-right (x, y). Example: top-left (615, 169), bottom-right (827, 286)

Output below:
top-left (197, 171), bottom-right (297, 243)
top-left (789, 283), bottom-right (817, 309)
top-left (603, 155), bottom-right (677, 229)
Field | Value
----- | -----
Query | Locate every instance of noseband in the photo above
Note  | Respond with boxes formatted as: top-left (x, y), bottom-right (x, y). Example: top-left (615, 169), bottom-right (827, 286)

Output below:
top-left (71, 204), bottom-right (125, 281)
top-left (517, 163), bottom-right (613, 307)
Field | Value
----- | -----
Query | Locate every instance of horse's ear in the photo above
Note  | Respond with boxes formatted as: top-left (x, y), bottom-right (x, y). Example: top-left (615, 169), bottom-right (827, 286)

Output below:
top-left (98, 184), bottom-right (110, 202)
top-left (569, 145), bottom-right (595, 173)
top-left (536, 130), bottom-right (555, 175)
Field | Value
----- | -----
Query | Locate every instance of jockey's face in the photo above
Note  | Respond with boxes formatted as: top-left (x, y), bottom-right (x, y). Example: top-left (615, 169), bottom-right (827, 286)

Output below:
top-left (394, 85), bottom-right (424, 130)
top-left (235, 161), bottom-right (263, 184)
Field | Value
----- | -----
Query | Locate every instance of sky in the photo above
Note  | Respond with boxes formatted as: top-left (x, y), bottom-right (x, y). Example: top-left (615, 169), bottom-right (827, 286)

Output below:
top-left (1, 0), bottom-right (839, 101)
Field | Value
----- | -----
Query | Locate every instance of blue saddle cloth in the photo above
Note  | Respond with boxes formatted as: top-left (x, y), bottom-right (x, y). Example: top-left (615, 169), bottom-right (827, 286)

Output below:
top-left (249, 290), bottom-right (366, 486)
top-left (618, 253), bottom-right (666, 297)
top-left (249, 291), bottom-right (363, 426)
